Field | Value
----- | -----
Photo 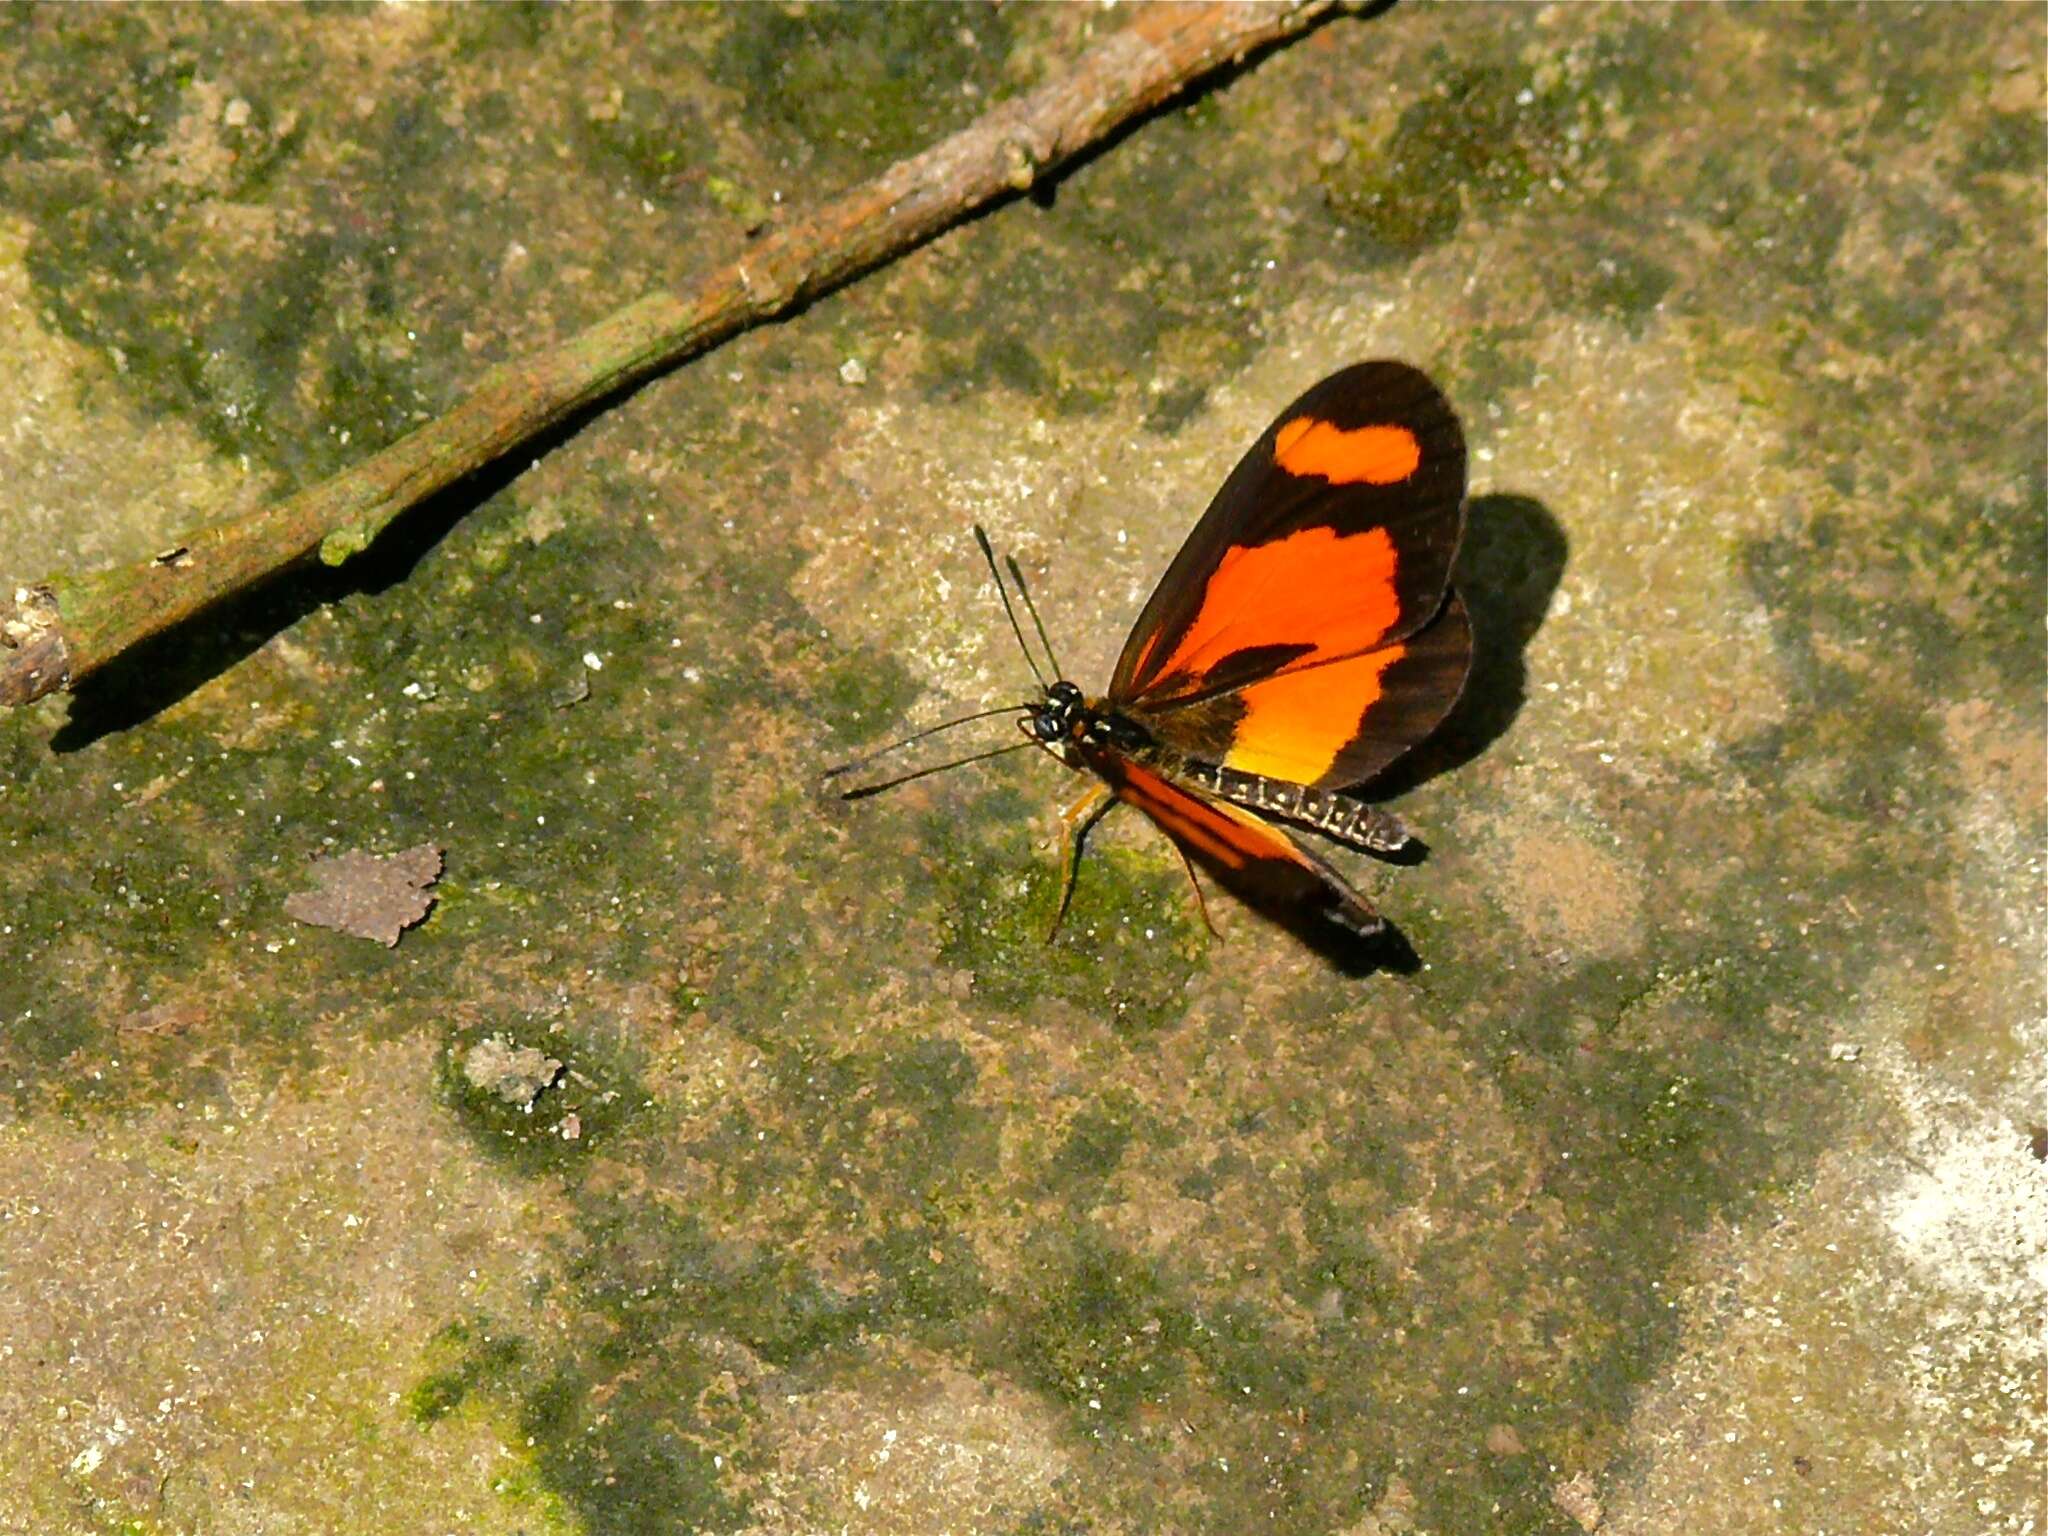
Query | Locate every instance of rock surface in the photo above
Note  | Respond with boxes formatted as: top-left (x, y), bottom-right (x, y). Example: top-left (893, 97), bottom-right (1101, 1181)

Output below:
top-left (0, 7), bottom-right (2039, 1533)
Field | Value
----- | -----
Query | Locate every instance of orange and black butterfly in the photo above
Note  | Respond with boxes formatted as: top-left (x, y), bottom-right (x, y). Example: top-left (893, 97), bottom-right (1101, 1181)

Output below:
top-left (832, 360), bottom-right (1470, 943)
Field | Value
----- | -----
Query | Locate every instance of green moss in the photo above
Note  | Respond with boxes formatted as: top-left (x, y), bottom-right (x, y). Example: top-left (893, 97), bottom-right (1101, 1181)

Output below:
top-left (1455, 324), bottom-right (1538, 414)
top-left (1320, 55), bottom-right (1590, 261)
top-left (404, 1371), bottom-right (466, 1426)
top-left (714, 3), bottom-right (1013, 174)
top-left (888, 1031), bottom-right (975, 1099)
top-left (9, 11), bottom-right (471, 477)
top-left (520, 1360), bottom-right (742, 1536)
top-left (701, 173), bottom-right (771, 232)
top-left (1971, 474), bottom-right (2048, 694)
top-left (1962, 109), bottom-right (2040, 177)
top-left (437, 1017), bottom-right (641, 1176)
top-left (975, 332), bottom-right (1052, 397)
top-left (571, 1200), bottom-right (877, 1367)
top-left (1310, 15), bottom-right (1700, 347)
top-left (929, 795), bottom-right (1204, 1034)
top-left (1186, 1298), bottom-right (1303, 1411)
top-left (1610, 1069), bottom-right (1716, 1161)
top-left (577, 82), bottom-right (715, 203)
top-left (0, 13), bottom-right (191, 168)
top-left (1739, 501), bottom-right (2035, 837)
top-left (676, 1028), bottom-right (1002, 1275)
top-left (1290, 1121), bottom-right (1406, 1323)
top-left (808, 646), bottom-right (923, 748)
top-left (1005, 1227), bottom-right (1192, 1420)
top-left (1049, 1091), bottom-right (1140, 1188)
top-left (1695, 150), bottom-right (1853, 302)
top-left (865, 1224), bottom-right (990, 1332)
top-left (406, 1319), bottom-right (529, 1425)
top-left (441, 0), bottom-right (556, 55)
top-left (1845, 268), bottom-right (1945, 347)
top-left (1141, 379), bottom-right (1210, 437)
top-left (3, 7), bottom-right (2040, 1530)
top-left (1570, 244), bottom-right (1676, 333)
top-left (906, 78), bottom-right (1298, 415)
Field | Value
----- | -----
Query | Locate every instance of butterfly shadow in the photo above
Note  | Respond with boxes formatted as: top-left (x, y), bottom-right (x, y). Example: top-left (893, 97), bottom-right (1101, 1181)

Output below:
top-left (1362, 492), bottom-right (1569, 801)
top-left (1185, 848), bottom-right (1425, 979)
top-left (1269, 905), bottom-right (1423, 980)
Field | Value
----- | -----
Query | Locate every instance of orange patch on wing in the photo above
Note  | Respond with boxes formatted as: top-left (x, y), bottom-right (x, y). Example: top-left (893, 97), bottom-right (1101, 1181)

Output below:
top-left (1223, 643), bottom-right (1405, 783)
top-left (1115, 760), bottom-right (1257, 869)
top-left (1145, 525), bottom-right (1401, 695)
top-left (1274, 417), bottom-right (1421, 486)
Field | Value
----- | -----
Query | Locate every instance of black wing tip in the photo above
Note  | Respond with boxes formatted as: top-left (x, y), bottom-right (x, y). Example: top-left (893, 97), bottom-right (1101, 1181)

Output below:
top-left (1333, 908), bottom-right (1386, 939)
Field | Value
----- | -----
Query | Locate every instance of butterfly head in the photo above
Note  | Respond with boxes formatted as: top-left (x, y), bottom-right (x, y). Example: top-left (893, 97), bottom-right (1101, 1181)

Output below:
top-left (1023, 680), bottom-right (1087, 744)
top-left (1022, 681), bottom-right (1150, 760)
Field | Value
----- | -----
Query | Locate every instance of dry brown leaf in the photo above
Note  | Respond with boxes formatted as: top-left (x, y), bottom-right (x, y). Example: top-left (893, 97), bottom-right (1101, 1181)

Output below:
top-left (283, 843), bottom-right (444, 947)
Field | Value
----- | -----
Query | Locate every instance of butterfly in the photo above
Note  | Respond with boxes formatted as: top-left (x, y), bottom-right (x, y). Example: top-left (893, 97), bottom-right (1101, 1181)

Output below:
top-left (832, 361), bottom-right (1470, 944)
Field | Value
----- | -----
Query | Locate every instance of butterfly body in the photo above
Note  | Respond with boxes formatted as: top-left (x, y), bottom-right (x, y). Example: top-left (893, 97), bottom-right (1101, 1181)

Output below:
top-left (1021, 360), bottom-right (1472, 942)
top-left (1023, 683), bottom-right (1412, 856)
top-left (838, 360), bottom-right (1472, 948)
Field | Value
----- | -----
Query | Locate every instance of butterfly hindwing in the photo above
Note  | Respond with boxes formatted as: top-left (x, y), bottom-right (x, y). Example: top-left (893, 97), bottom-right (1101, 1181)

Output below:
top-left (1082, 745), bottom-right (1384, 936)
top-left (1108, 361), bottom-right (1466, 712)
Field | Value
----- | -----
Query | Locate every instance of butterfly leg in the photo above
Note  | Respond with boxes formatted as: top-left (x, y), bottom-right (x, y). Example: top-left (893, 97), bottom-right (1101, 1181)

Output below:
top-left (1048, 784), bottom-right (1115, 942)
top-left (1168, 838), bottom-right (1221, 938)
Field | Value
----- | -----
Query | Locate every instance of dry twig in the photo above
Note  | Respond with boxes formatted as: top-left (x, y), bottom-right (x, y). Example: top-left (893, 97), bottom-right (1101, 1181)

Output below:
top-left (0, 1), bottom-right (1349, 708)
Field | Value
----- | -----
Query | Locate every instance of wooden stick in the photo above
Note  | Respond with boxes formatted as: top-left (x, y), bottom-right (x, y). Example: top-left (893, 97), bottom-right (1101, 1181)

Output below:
top-left (0, 0), bottom-right (1347, 708)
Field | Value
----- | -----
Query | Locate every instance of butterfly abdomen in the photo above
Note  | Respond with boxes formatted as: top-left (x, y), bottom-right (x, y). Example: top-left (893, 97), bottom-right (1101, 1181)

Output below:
top-left (1163, 757), bottom-right (1412, 854)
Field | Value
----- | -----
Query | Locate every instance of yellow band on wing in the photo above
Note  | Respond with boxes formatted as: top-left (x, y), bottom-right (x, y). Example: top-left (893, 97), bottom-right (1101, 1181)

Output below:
top-left (1222, 644), bottom-right (1405, 784)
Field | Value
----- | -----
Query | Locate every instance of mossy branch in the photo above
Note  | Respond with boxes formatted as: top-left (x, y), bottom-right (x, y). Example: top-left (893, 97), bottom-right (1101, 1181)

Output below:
top-left (0, 0), bottom-right (1348, 710)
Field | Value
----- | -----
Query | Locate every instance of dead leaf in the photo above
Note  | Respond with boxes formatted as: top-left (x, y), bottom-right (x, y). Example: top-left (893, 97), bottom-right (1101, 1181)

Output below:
top-left (283, 843), bottom-right (444, 946)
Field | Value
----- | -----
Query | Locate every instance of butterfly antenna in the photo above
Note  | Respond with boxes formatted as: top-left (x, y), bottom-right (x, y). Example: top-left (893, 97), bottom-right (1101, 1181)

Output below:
top-left (822, 702), bottom-right (1037, 781)
top-left (1004, 553), bottom-right (1065, 682)
top-left (837, 737), bottom-right (1037, 801)
top-left (973, 524), bottom-right (1050, 689)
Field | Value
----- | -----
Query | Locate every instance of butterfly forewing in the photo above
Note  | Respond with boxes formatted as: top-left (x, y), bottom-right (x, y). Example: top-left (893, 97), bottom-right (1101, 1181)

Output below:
top-left (1108, 361), bottom-right (1466, 710)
